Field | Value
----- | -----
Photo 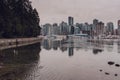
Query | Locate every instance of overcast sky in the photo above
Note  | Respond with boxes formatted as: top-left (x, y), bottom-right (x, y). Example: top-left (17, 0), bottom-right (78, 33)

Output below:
top-left (31, 0), bottom-right (120, 26)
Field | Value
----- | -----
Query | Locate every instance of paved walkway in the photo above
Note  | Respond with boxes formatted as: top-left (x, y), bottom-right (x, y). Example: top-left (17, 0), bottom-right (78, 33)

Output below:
top-left (0, 37), bottom-right (43, 50)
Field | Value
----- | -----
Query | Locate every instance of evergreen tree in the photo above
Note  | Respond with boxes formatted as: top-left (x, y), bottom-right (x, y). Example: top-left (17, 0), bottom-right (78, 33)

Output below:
top-left (0, 0), bottom-right (41, 38)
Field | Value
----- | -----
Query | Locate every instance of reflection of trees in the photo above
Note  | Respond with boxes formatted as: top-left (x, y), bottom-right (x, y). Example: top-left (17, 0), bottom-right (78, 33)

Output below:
top-left (0, 43), bottom-right (41, 64)
top-left (0, 43), bottom-right (41, 80)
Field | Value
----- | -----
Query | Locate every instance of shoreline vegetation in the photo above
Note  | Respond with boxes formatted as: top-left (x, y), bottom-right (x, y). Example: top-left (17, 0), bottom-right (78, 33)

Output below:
top-left (0, 0), bottom-right (41, 38)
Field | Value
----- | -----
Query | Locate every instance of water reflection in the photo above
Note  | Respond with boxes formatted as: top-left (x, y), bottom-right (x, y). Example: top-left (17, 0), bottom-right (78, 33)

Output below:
top-left (41, 39), bottom-right (106, 56)
top-left (118, 41), bottom-right (120, 53)
top-left (0, 43), bottom-right (41, 80)
top-left (40, 39), bottom-right (120, 80)
top-left (68, 47), bottom-right (74, 57)
top-left (0, 39), bottom-right (120, 80)
top-left (99, 60), bottom-right (120, 77)
top-left (1, 38), bottom-right (120, 80)
top-left (106, 41), bottom-right (114, 52)
top-left (93, 49), bottom-right (103, 55)
top-left (42, 39), bottom-right (75, 56)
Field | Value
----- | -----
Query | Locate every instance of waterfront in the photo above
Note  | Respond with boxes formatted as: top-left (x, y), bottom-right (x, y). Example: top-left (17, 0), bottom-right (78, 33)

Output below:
top-left (0, 37), bottom-right (43, 50)
top-left (0, 39), bottom-right (120, 80)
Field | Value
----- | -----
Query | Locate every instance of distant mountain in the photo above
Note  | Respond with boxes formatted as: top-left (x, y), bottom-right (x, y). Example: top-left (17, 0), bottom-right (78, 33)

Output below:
top-left (0, 0), bottom-right (41, 38)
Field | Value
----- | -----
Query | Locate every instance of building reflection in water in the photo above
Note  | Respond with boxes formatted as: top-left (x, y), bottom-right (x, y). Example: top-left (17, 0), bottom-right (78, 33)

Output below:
top-left (118, 41), bottom-right (120, 53)
top-left (106, 41), bottom-right (114, 52)
top-left (41, 39), bottom-right (119, 56)
top-left (68, 41), bottom-right (74, 57)
top-left (68, 47), bottom-right (74, 57)
top-left (41, 39), bottom-right (107, 56)
top-left (53, 41), bottom-right (59, 50)
top-left (42, 39), bottom-right (61, 51)
top-left (60, 47), bottom-right (67, 52)
top-left (0, 43), bottom-right (41, 80)
top-left (93, 49), bottom-right (103, 55)
top-left (42, 39), bottom-right (74, 56)
top-left (42, 39), bottom-right (52, 50)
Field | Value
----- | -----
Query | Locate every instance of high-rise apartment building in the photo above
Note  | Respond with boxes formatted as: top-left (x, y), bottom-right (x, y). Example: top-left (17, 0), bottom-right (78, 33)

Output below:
top-left (106, 22), bottom-right (114, 34)
top-left (118, 20), bottom-right (120, 29)
top-left (68, 16), bottom-right (74, 34)
top-left (68, 16), bottom-right (74, 26)
top-left (42, 24), bottom-right (52, 36)
top-left (117, 20), bottom-right (120, 35)
top-left (95, 21), bottom-right (104, 37)
top-left (59, 21), bottom-right (69, 35)
top-left (53, 23), bottom-right (58, 35)
top-left (93, 19), bottom-right (98, 25)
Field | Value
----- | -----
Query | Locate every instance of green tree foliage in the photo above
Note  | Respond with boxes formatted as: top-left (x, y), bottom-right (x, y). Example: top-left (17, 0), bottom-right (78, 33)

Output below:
top-left (0, 0), bottom-right (41, 38)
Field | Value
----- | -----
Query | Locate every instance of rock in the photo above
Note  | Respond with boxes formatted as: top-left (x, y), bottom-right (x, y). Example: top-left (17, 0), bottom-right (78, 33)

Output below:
top-left (99, 69), bottom-right (103, 72)
top-left (115, 64), bottom-right (120, 67)
top-left (115, 74), bottom-right (118, 76)
top-left (108, 61), bottom-right (115, 65)
top-left (105, 72), bottom-right (110, 75)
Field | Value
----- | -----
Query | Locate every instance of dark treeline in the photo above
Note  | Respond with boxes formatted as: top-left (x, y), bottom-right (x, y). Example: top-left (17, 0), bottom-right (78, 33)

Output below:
top-left (0, 0), bottom-right (41, 38)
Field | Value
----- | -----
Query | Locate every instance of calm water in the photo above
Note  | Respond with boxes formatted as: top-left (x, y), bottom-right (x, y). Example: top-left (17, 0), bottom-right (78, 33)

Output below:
top-left (0, 39), bottom-right (120, 80)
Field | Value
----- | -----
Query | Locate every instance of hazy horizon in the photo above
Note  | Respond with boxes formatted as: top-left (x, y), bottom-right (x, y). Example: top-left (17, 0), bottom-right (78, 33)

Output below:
top-left (31, 0), bottom-right (120, 27)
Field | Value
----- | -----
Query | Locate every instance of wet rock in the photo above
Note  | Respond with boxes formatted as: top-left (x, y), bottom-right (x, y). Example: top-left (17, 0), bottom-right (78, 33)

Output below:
top-left (115, 64), bottom-right (120, 67)
top-left (115, 74), bottom-right (118, 76)
top-left (105, 72), bottom-right (110, 75)
top-left (99, 69), bottom-right (103, 72)
top-left (108, 61), bottom-right (115, 65)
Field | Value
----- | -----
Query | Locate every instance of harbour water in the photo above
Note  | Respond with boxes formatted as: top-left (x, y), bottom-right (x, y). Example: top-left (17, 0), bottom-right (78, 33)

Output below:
top-left (0, 39), bottom-right (120, 80)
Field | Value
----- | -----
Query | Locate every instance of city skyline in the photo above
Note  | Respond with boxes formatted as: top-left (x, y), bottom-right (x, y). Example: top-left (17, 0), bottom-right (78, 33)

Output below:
top-left (41, 17), bottom-right (119, 38)
top-left (31, 0), bottom-right (120, 27)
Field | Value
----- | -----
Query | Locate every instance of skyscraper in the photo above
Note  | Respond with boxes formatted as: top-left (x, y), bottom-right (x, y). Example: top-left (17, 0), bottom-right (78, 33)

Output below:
top-left (93, 19), bottom-right (98, 25)
top-left (53, 23), bottom-right (58, 35)
top-left (59, 21), bottom-right (69, 35)
top-left (93, 19), bottom-right (99, 37)
top-left (68, 16), bottom-right (74, 34)
top-left (68, 16), bottom-right (74, 26)
top-left (106, 22), bottom-right (114, 34)
top-left (117, 20), bottom-right (120, 35)
top-left (118, 20), bottom-right (120, 29)
top-left (42, 23), bottom-right (52, 36)
top-left (95, 21), bottom-right (104, 37)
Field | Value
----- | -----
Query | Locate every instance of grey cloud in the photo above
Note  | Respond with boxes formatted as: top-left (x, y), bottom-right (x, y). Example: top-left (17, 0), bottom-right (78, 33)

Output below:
top-left (31, 0), bottom-right (120, 26)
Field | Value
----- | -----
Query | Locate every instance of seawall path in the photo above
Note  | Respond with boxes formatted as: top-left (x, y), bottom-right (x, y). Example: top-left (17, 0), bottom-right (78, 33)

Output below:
top-left (0, 37), bottom-right (43, 50)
